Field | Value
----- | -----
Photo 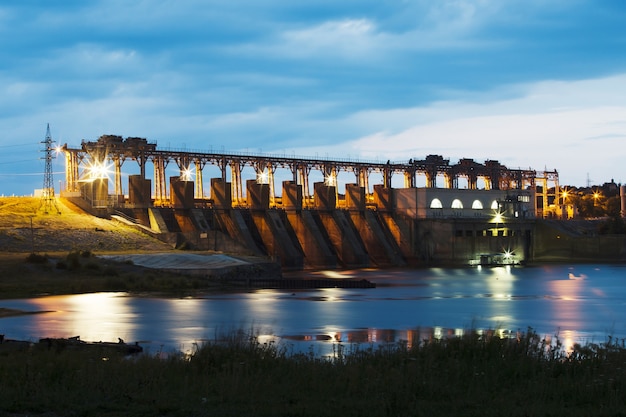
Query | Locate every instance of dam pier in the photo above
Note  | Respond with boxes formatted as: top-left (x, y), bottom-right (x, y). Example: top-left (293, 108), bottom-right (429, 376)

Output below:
top-left (57, 135), bottom-right (589, 269)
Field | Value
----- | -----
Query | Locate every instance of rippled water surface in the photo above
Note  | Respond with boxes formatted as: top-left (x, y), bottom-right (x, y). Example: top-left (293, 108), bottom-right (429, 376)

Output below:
top-left (2, 264), bottom-right (625, 354)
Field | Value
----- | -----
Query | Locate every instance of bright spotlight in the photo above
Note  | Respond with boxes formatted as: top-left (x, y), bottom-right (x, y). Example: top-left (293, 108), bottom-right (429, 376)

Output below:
top-left (181, 167), bottom-right (193, 181)
top-left (324, 174), bottom-right (336, 187)
top-left (84, 160), bottom-right (112, 181)
top-left (257, 171), bottom-right (269, 184)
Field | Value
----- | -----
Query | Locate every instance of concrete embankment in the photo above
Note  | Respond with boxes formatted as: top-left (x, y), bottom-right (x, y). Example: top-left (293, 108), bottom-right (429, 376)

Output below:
top-left (99, 252), bottom-right (282, 281)
top-left (97, 252), bottom-right (377, 288)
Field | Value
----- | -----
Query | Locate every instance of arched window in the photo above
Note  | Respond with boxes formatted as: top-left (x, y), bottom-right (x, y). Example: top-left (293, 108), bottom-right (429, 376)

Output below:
top-left (472, 200), bottom-right (483, 209)
top-left (451, 199), bottom-right (463, 209)
top-left (491, 200), bottom-right (499, 210)
top-left (430, 198), bottom-right (443, 209)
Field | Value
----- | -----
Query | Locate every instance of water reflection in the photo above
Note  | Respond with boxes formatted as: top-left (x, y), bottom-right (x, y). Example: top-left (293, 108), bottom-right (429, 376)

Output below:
top-left (2, 264), bottom-right (625, 355)
top-left (484, 266), bottom-right (515, 325)
top-left (27, 292), bottom-right (136, 342)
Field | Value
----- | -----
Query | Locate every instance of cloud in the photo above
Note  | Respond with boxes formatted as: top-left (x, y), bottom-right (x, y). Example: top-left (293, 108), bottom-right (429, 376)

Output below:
top-left (2, 0), bottom-right (626, 195)
top-left (284, 74), bottom-right (626, 185)
top-left (280, 19), bottom-right (379, 58)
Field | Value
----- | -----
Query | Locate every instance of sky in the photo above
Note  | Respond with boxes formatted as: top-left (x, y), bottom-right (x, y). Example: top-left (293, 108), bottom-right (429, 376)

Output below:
top-left (1, 0), bottom-right (626, 195)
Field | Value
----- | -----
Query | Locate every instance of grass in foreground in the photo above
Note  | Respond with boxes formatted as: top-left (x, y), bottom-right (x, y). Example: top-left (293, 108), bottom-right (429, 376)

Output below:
top-left (1, 329), bottom-right (625, 417)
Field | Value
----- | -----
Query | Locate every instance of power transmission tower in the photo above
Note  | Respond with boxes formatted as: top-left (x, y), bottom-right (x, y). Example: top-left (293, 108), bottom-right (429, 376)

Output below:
top-left (40, 123), bottom-right (60, 214)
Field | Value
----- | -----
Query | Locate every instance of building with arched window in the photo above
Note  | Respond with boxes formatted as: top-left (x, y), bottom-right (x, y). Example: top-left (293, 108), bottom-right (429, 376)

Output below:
top-left (394, 188), bottom-right (534, 219)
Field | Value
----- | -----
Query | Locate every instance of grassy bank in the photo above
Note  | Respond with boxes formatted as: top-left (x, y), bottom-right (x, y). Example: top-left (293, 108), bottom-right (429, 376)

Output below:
top-left (0, 252), bottom-right (222, 299)
top-left (1, 329), bottom-right (625, 417)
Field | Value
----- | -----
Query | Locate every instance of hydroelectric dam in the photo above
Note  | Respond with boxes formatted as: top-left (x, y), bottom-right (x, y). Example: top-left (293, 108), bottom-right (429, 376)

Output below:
top-left (56, 134), bottom-right (620, 269)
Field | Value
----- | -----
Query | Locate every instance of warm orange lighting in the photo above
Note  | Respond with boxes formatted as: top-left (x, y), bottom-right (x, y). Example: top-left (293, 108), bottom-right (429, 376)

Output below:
top-left (256, 170), bottom-right (269, 184)
top-left (180, 167), bottom-right (193, 181)
top-left (83, 160), bottom-right (112, 181)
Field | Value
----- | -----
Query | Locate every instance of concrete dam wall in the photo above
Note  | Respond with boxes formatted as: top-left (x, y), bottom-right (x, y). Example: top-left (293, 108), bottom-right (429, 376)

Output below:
top-left (113, 204), bottom-right (541, 269)
top-left (81, 176), bottom-right (626, 268)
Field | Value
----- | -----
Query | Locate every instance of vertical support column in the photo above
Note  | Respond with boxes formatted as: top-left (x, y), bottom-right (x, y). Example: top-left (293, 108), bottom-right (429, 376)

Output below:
top-left (483, 176), bottom-right (492, 191)
top-left (403, 168), bottom-right (416, 188)
top-left (332, 166), bottom-right (339, 203)
top-left (424, 171), bottom-right (436, 188)
top-left (231, 162), bottom-right (238, 206)
top-left (403, 172), bottom-right (411, 188)
top-left (219, 157), bottom-right (227, 182)
top-left (139, 153), bottom-right (146, 179)
top-left (357, 167), bottom-right (370, 191)
top-left (64, 150), bottom-right (79, 192)
top-left (554, 178), bottom-right (560, 212)
top-left (230, 160), bottom-right (243, 206)
top-left (267, 162), bottom-right (276, 207)
top-left (194, 160), bottom-right (204, 199)
top-left (175, 156), bottom-right (191, 180)
top-left (468, 174), bottom-right (477, 190)
top-left (153, 156), bottom-right (167, 203)
top-left (356, 166), bottom-right (371, 202)
top-left (323, 164), bottom-right (338, 203)
top-left (298, 164), bottom-right (311, 206)
top-left (114, 156), bottom-right (123, 196)
top-left (383, 166), bottom-right (392, 188)
top-left (444, 173), bottom-right (454, 189)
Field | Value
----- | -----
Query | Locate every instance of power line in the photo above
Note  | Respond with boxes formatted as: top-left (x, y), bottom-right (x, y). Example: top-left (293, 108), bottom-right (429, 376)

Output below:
top-left (0, 171), bottom-right (64, 176)
top-left (0, 143), bottom-right (40, 149)
top-left (39, 124), bottom-right (60, 214)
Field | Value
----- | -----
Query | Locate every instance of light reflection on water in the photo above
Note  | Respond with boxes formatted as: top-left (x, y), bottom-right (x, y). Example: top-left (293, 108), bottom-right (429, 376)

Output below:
top-left (1, 264), bottom-right (625, 355)
top-left (25, 292), bottom-right (137, 342)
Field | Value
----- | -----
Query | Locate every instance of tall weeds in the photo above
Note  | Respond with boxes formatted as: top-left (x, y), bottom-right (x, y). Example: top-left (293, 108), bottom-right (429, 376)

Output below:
top-left (1, 328), bottom-right (624, 416)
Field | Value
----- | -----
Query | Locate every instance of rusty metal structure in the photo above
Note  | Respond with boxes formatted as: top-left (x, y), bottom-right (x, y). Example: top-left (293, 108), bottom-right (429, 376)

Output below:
top-left (61, 135), bottom-right (557, 209)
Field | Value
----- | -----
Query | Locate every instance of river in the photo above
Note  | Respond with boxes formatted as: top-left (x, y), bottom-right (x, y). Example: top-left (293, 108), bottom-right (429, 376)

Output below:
top-left (1, 264), bottom-right (625, 356)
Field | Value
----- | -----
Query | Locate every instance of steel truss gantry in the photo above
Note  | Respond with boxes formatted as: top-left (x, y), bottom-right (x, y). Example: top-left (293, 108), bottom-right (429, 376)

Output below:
top-left (61, 135), bottom-right (549, 206)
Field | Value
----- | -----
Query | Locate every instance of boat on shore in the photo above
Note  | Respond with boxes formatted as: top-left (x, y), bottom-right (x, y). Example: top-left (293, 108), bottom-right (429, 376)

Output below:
top-left (1, 334), bottom-right (143, 355)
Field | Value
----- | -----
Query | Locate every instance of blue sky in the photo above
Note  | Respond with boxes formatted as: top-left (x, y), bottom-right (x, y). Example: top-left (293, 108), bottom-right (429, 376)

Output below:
top-left (1, 0), bottom-right (626, 195)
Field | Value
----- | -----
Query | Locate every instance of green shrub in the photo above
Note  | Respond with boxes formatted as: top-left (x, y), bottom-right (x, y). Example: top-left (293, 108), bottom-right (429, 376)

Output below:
top-left (102, 266), bottom-right (119, 276)
top-left (65, 251), bottom-right (82, 270)
top-left (25, 253), bottom-right (47, 264)
top-left (84, 261), bottom-right (101, 271)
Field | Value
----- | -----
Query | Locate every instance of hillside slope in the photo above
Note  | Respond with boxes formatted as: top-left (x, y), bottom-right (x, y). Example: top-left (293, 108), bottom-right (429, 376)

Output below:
top-left (0, 197), bottom-right (172, 253)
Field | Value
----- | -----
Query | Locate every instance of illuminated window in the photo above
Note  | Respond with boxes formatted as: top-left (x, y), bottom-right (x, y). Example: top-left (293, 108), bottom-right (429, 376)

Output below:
top-left (471, 200), bottom-right (483, 209)
top-left (430, 198), bottom-right (443, 209)
top-left (451, 199), bottom-right (463, 209)
top-left (491, 200), bottom-right (499, 210)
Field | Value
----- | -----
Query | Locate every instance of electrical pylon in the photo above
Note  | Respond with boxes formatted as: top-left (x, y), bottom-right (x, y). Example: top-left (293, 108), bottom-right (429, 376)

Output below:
top-left (40, 123), bottom-right (60, 214)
